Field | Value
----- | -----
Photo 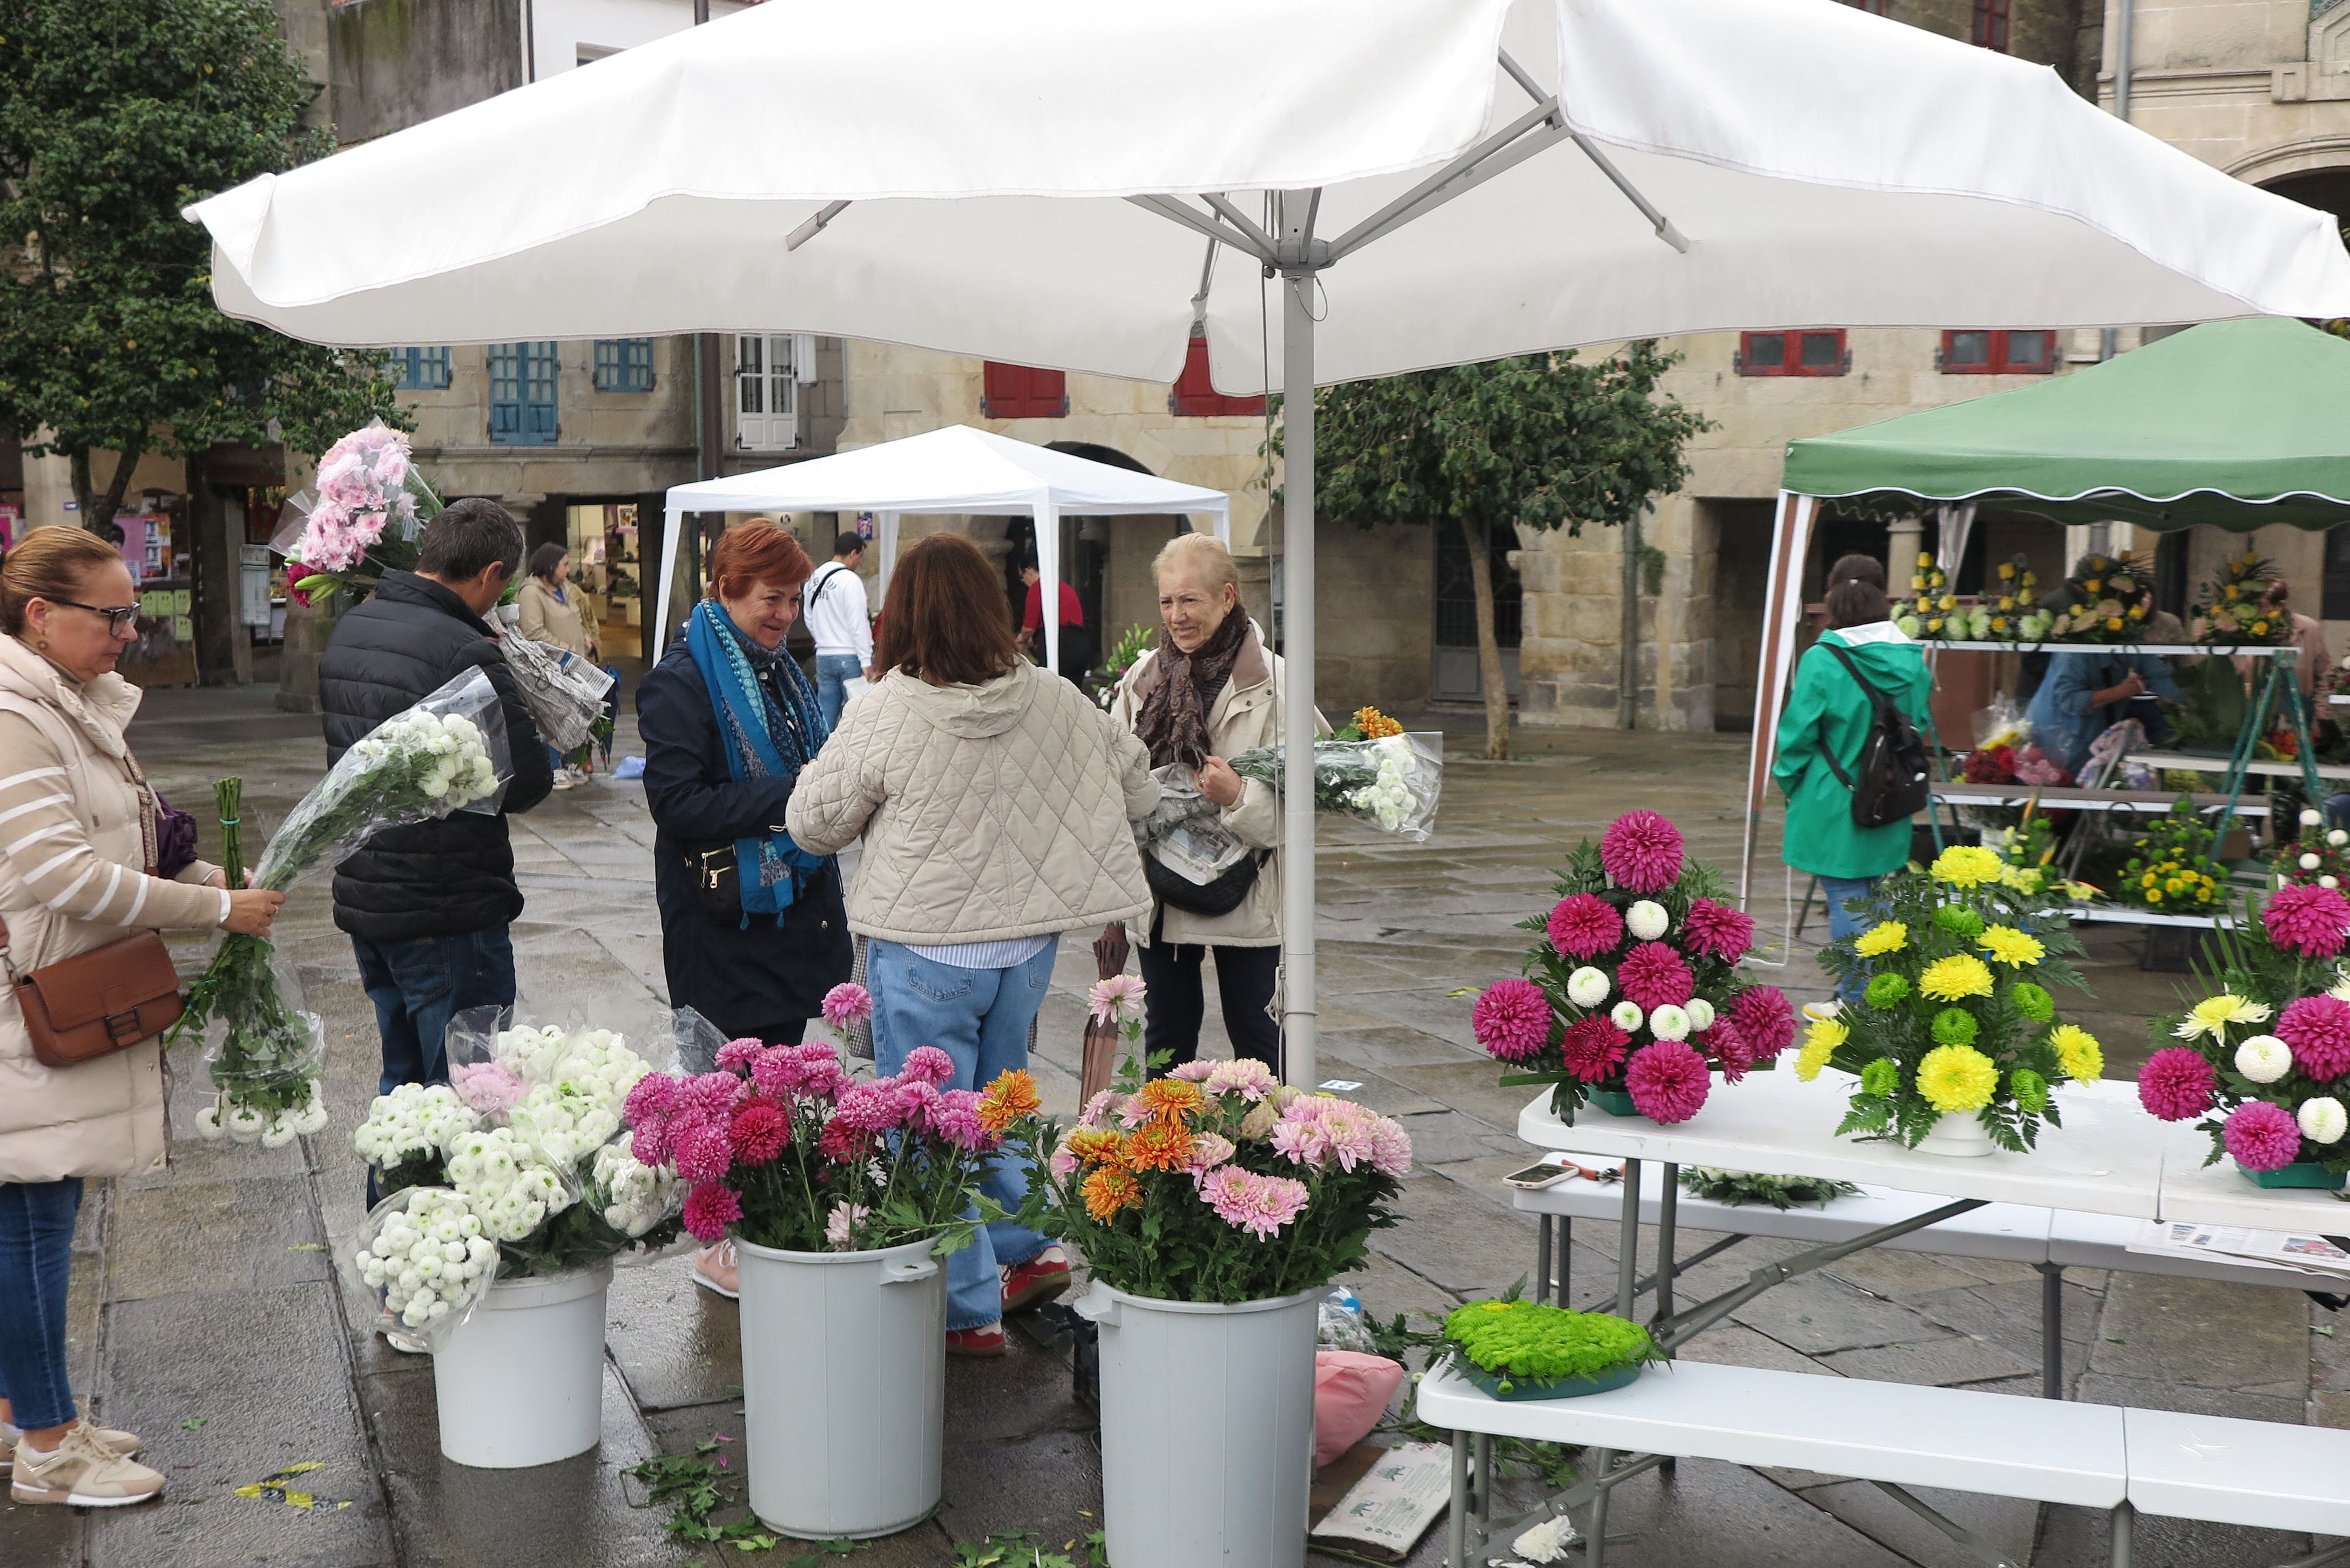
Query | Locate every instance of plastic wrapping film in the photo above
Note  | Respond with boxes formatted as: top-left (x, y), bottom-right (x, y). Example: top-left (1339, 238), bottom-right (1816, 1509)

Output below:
top-left (499, 631), bottom-right (615, 754)
top-left (347, 1186), bottom-right (500, 1351)
top-left (1226, 732), bottom-right (1444, 842)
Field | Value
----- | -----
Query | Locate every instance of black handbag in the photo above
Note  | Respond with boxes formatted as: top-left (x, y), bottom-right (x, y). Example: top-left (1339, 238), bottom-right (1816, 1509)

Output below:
top-left (683, 841), bottom-right (743, 923)
top-left (1146, 848), bottom-right (1266, 917)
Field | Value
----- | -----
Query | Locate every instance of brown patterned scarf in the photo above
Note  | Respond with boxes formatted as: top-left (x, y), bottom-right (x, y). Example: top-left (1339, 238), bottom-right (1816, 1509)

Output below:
top-left (1134, 608), bottom-right (1250, 769)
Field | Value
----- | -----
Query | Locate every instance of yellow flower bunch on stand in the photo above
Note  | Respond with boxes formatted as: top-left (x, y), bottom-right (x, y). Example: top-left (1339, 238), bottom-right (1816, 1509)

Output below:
top-left (1811, 846), bottom-right (2095, 1152)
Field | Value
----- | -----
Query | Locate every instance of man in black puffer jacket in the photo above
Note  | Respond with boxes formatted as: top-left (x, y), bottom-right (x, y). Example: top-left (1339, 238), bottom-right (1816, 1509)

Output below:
top-left (319, 499), bottom-right (553, 1109)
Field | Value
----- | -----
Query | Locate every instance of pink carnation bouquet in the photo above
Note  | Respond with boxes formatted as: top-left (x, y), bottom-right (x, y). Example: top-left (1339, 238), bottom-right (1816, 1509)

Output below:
top-left (623, 1040), bottom-right (1030, 1255)
top-left (276, 420), bottom-right (445, 610)
top-left (2135, 886), bottom-right (2350, 1186)
top-left (1471, 809), bottom-right (1786, 1125)
top-left (991, 1058), bottom-right (1412, 1305)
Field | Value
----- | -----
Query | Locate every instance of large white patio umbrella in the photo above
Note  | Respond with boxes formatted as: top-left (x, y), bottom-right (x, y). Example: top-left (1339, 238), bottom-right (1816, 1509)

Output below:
top-left (656, 424), bottom-right (1232, 668)
top-left (186, 0), bottom-right (2350, 1089)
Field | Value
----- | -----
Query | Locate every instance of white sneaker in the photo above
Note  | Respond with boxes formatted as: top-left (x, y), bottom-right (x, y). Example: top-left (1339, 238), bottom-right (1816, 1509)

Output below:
top-left (383, 1328), bottom-right (430, 1355)
top-left (551, 768), bottom-right (581, 792)
top-left (692, 1241), bottom-right (740, 1300)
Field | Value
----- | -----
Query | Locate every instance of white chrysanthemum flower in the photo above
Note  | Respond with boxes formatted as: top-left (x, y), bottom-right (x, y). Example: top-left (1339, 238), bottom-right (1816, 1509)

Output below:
top-left (1513, 1516), bottom-right (1579, 1563)
top-left (2326, 877), bottom-right (2342, 891)
top-left (2302, 853), bottom-right (2322, 871)
top-left (2304, 808), bottom-right (2325, 827)
top-left (1686, 998), bottom-right (1715, 1032)
top-left (2332, 830), bottom-right (2349, 848)
top-left (2235, 1035), bottom-right (2293, 1084)
top-left (1610, 1001), bottom-right (1644, 1033)
top-left (2300, 1097), bottom-right (2347, 1145)
top-left (1566, 967), bottom-right (1611, 1008)
top-left (1625, 901), bottom-right (1670, 941)
top-left (1649, 1004), bottom-right (1691, 1041)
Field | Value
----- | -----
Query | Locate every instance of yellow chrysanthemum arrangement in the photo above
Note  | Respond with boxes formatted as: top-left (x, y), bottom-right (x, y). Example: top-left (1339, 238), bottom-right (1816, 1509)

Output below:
top-left (1813, 853), bottom-right (2091, 1152)
top-left (2117, 800), bottom-right (2223, 913)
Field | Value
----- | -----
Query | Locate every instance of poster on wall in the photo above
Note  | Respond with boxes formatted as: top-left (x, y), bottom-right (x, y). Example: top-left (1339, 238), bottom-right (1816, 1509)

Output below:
top-left (0, 504), bottom-right (19, 549)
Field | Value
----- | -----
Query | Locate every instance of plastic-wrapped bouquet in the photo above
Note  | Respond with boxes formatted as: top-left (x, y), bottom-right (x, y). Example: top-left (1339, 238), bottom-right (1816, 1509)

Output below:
top-left (497, 631), bottom-right (615, 756)
top-left (274, 420), bottom-right (445, 610)
top-left (991, 1056), bottom-right (1412, 1305)
top-left (2136, 882), bottom-right (2350, 1187)
top-left (348, 1017), bottom-right (681, 1285)
top-left (1226, 706), bottom-right (1443, 841)
top-left (622, 1002), bottom-right (1022, 1258)
top-left (353, 1187), bottom-right (501, 1347)
top-left (176, 671), bottom-right (511, 1151)
top-left (1812, 845), bottom-right (2095, 1152)
top-left (1470, 810), bottom-right (1794, 1126)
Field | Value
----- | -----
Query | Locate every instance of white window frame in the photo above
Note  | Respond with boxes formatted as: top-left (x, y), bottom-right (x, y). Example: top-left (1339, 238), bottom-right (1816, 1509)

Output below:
top-left (733, 333), bottom-right (818, 452)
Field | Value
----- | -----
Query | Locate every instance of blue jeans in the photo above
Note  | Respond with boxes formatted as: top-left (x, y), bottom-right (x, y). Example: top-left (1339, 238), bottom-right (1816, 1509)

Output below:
top-left (353, 928), bottom-right (517, 1098)
top-left (0, 1178), bottom-right (85, 1431)
top-left (1819, 874), bottom-right (1881, 1001)
top-left (866, 939), bottom-right (1055, 1330)
top-left (814, 654), bottom-right (864, 733)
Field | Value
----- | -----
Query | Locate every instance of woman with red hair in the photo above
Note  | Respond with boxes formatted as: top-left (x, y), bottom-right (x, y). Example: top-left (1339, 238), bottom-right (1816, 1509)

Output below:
top-left (636, 518), bottom-right (852, 1299)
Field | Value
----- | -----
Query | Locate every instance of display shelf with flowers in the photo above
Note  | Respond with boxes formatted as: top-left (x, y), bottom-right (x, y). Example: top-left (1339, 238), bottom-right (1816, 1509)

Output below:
top-left (1982, 815), bottom-right (2098, 905)
top-left (1438, 1296), bottom-right (1664, 1401)
top-left (1809, 844), bottom-right (2096, 1153)
top-left (2189, 552), bottom-right (2288, 648)
top-left (2113, 799), bottom-right (2226, 915)
top-left (1469, 809), bottom-right (1795, 1127)
top-left (2135, 882), bottom-right (2350, 1188)
top-left (2273, 806), bottom-right (2350, 892)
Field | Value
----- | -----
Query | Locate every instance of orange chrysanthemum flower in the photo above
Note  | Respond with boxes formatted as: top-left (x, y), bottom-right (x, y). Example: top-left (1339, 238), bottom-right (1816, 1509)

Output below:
top-left (1064, 1128), bottom-right (1130, 1170)
top-left (1124, 1121), bottom-right (1196, 1172)
top-left (1130, 1078), bottom-right (1204, 1124)
top-left (1353, 706), bottom-right (1403, 739)
top-left (1082, 1165), bottom-right (1142, 1222)
top-left (976, 1069), bottom-right (1043, 1132)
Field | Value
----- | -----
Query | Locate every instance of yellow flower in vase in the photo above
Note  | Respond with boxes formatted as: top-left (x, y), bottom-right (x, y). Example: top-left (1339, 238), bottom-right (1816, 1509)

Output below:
top-left (1794, 1015), bottom-right (1847, 1082)
top-left (1916, 1044), bottom-right (1998, 1113)
top-left (1853, 921), bottom-right (1908, 957)
top-left (1929, 846), bottom-right (2005, 888)
top-left (1919, 954), bottom-right (1995, 1001)
top-left (2049, 1024), bottom-right (2104, 1082)
top-left (1976, 925), bottom-right (2044, 968)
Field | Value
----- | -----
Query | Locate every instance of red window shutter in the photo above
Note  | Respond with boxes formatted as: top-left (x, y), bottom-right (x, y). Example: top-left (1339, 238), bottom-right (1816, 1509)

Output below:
top-left (982, 362), bottom-right (1067, 419)
top-left (1171, 327), bottom-right (1268, 417)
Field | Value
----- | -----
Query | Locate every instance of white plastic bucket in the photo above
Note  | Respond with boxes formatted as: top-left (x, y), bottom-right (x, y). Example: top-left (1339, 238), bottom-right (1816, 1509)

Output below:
top-left (735, 1234), bottom-right (946, 1539)
top-left (1074, 1281), bottom-right (1321, 1568)
top-left (433, 1261), bottom-right (612, 1468)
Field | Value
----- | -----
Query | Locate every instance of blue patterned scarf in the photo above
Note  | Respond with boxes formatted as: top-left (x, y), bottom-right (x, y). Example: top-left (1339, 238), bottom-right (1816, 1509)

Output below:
top-left (686, 599), bottom-right (830, 921)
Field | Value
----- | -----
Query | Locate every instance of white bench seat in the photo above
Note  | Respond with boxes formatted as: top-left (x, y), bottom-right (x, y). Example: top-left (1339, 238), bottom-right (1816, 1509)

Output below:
top-left (2124, 1408), bottom-right (2350, 1536)
top-left (1416, 1359), bottom-right (2129, 1508)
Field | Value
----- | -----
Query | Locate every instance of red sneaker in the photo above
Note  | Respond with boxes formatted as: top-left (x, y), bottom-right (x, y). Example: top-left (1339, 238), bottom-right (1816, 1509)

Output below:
top-left (946, 1323), bottom-right (1007, 1358)
top-left (1000, 1246), bottom-right (1072, 1316)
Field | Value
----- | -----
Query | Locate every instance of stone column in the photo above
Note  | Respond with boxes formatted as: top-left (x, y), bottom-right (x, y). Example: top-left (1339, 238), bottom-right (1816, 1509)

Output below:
top-left (1887, 515), bottom-right (1924, 590)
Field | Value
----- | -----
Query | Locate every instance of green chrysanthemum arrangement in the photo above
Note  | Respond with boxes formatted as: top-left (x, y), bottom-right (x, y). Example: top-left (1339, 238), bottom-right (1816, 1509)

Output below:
top-left (1812, 846), bottom-right (2096, 1152)
top-left (1441, 1298), bottom-right (1663, 1397)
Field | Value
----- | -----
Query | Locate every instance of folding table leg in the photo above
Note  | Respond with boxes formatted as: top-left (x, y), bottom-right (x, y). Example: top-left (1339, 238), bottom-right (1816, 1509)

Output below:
top-left (2109, 1501), bottom-right (2131, 1568)
top-left (1617, 1159), bottom-right (1641, 1317)
top-left (1560, 1216), bottom-right (1572, 1305)
top-left (2039, 1263), bottom-right (2064, 1400)
top-left (1537, 1214), bottom-right (1553, 1309)
top-left (1657, 1165), bottom-right (1678, 1327)
top-left (1449, 1431), bottom-right (1469, 1568)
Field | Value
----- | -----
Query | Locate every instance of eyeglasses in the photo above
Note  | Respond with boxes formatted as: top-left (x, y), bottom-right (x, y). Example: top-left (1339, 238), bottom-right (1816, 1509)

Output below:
top-left (47, 599), bottom-right (142, 636)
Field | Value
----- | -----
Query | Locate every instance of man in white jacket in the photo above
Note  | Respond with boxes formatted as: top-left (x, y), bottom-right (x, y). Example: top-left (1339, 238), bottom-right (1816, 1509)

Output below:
top-left (803, 531), bottom-right (875, 731)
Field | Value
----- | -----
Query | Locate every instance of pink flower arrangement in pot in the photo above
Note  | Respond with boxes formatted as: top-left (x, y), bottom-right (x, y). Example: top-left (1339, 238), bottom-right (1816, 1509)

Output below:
top-left (2135, 882), bottom-right (2350, 1189)
top-left (1470, 810), bottom-right (1793, 1125)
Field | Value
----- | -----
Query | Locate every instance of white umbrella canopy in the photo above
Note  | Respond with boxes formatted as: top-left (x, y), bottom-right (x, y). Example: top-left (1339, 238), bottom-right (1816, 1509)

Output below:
top-left (658, 425), bottom-right (1232, 666)
top-left (187, 0), bottom-right (2350, 1091)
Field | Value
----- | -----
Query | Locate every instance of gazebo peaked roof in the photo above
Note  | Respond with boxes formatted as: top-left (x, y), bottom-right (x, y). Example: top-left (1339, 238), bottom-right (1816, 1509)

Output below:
top-left (1780, 317), bottom-right (2350, 533)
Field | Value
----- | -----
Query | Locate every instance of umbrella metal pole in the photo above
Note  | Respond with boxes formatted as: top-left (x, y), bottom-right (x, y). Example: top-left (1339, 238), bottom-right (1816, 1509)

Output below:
top-left (1279, 195), bottom-right (1320, 1090)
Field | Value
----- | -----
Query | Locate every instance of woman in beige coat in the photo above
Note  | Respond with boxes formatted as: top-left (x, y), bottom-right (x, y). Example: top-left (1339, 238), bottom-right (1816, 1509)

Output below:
top-left (0, 528), bottom-right (281, 1507)
top-left (789, 532), bottom-right (1156, 1356)
top-left (1109, 533), bottom-right (1316, 1076)
top-left (516, 543), bottom-right (612, 786)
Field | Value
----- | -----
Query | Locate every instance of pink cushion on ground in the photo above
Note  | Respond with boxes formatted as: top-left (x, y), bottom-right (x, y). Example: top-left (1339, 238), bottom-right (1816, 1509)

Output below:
top-left (1314, 1350), bottom-right (1407, 1468)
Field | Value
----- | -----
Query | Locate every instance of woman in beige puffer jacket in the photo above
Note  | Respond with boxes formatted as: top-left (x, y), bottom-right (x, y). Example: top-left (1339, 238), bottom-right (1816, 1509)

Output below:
top-left (788, 533), bottom-right (1154, 1352)
top-left (0, 528), bottom-right (281, 1501)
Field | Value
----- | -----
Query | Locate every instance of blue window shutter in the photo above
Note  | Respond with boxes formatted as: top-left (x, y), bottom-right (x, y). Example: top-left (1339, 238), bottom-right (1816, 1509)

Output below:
top-left (488, 343), bottom-right (522, 442)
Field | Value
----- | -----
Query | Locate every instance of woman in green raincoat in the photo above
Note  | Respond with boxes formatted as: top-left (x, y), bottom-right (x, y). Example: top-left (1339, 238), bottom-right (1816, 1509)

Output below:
top-left (1773, 556), bottom-right (1932, 984)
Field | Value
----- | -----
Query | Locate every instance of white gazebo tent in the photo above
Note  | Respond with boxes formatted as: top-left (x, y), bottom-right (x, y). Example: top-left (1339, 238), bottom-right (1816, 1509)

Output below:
top-left (654, 425), bottom-right (1230, 669)
top-left (184, 0), bottom-right (2350, 1090)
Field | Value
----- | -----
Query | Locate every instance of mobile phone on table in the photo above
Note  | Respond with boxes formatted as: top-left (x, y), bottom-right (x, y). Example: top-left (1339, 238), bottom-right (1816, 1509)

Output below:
top-left (1503, 1160), bottom-right (1577, 1190)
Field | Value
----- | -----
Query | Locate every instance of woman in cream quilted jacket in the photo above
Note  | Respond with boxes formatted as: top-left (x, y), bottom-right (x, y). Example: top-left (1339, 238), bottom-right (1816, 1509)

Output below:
top-left (0, 528), bottom-right (282, 1507)
top-left (788, 532), bottom-right (1157, 1356)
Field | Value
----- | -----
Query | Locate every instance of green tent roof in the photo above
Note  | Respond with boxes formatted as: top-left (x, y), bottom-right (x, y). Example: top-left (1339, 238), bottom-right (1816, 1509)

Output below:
top-left (1779, 317), bottom-right (2350, 532)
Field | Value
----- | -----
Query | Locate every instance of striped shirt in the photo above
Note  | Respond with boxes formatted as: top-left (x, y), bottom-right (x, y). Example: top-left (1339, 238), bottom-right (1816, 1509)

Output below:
top-left (0, 712), bottom-right (227, 933)
top-left (904, 934), bottom-right (1058, 970)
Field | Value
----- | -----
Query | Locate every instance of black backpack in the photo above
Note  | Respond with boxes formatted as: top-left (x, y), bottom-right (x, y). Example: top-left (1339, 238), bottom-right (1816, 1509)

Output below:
top-left (1815, 641), bottom-right (1932, 829)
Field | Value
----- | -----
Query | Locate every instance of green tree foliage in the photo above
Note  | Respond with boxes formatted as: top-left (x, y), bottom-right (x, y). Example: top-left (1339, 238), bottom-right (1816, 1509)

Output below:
top-left (0, 0), bottom-right (398, 579)
top-left (1310, 346), bottom-right (1709, 758)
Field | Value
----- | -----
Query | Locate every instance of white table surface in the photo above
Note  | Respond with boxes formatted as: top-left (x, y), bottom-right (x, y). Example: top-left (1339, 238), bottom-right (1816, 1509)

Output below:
top-left (2155, 1131), bottom-right (2350, 1231)
top-left (2129, 749), bottom-right (2350, 783)
top-left (1516, 1072), bottom-right (2169, 1220)
top-left (2123, 1407), bottom-right (2350, 1533)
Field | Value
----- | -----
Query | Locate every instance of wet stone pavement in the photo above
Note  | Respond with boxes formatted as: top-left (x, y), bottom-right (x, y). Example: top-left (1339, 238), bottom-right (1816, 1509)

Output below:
top-left (3, 682), bottom-right (2341, 1568)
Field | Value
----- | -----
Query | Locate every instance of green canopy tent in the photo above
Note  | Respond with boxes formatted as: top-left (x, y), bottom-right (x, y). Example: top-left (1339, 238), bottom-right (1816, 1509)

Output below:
top-left (1742, 317), bottom-right (2350, 903)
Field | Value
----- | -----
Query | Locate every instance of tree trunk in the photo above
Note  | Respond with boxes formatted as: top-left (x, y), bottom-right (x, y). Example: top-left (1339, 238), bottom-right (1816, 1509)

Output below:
top-left (1463, 515), bottom-right (1511, 760)
top-left (66, 444), bottom-right (144, 529)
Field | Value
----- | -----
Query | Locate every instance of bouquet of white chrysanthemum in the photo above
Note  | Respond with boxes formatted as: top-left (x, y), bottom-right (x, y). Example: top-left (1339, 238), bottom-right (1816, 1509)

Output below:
top-left (1227, 729), bottom-right (1443, 841)
top-left (351, 1187), bottom-right (501, 1348)
top-left (178, 670), bottom-right (513, 1154)
top-left (591, 1132), bottom-right (681, 1240)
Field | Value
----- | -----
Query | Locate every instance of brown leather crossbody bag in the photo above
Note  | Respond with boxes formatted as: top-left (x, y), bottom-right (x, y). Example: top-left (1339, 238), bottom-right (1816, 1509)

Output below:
top-left (1, 915), bottom-right (185, 1069)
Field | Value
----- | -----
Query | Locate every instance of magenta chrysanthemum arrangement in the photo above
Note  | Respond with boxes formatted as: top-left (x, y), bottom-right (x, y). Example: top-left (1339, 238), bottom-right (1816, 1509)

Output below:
top-left (1624, 1039), bottom-right (1711, 1124)
top-left (624, 1042), bottom-right (1018, 1253)
top-left (987, 1065), bottom-right (1414, 1305)
top-left (2263, 882), bottom-right (2350, 958)
top-left (1475, 810), bottom-right (1767, 1123)
top-left (1600, 810), bottom-right (1684, 894)
top-left (2138, 887), bottom-right (2350, 1182)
